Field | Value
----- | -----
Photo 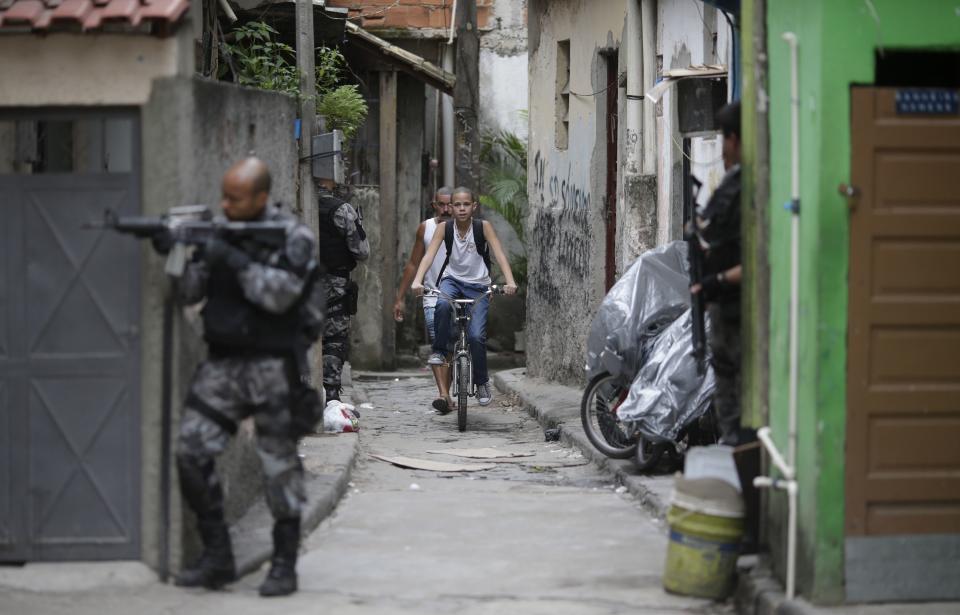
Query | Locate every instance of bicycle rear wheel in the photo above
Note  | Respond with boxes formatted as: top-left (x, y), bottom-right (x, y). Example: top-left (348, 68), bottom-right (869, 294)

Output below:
top-left (457, 355), bottom-right (469, 432)
top-left (580, 372), bottom-right (638, 459)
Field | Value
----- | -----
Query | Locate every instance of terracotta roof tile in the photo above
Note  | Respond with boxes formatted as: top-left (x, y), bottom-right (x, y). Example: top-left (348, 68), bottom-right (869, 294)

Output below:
top-left (2, 0), bottom-right (45, 24)
top-left (50, 0), bottom-right (93, 23)
top-left (0, 0), bottom-right (187, 32)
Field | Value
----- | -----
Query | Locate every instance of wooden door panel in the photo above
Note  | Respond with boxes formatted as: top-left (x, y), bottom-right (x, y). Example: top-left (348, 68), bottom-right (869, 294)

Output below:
top-left (847, 87), bottom-right (960, 536)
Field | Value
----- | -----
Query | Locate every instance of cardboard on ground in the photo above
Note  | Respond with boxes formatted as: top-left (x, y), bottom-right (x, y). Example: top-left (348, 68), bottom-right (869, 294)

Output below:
top-left (370, 454), bottom-right (496, 472)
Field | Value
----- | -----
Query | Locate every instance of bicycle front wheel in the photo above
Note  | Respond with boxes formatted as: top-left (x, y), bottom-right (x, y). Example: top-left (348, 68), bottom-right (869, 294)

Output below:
top-left (457, 355), bottom-right (469, 432)
top-left (580, 372), bottom-right (638, 459)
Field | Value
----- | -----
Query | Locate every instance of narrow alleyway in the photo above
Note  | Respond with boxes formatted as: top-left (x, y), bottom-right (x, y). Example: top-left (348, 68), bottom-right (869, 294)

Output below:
top-left (3, 373), bottom-right (728, 615)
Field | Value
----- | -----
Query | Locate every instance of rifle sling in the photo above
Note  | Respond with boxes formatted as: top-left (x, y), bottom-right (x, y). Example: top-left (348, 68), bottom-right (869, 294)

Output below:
top-left (185, 392), bottom-right (238, 435)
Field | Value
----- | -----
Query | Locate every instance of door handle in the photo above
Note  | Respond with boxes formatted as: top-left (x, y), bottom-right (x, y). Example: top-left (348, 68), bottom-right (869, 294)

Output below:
top-left (838, 183), bottom-right (860, 211)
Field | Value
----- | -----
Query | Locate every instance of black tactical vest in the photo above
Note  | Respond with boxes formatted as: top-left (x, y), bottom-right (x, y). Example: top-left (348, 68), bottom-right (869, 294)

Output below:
top-left (699, 166), bottom-right (742, 277)
top-left (317, 192), bottom-right (356, 275)
top-left (202, 245), bottom-right (302, 355)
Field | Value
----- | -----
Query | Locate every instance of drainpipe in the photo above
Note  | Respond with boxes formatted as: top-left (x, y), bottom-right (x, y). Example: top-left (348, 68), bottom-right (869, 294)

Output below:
top-left (626, 0), bottom-right (642, 175)
top-left (640, 0), bottom-right (656, 175)
top-left (753, 31), bottom-right (800, 601)
top-left (441, 47), bottom-right (455, 188)
top-left (628, 0), bottom-right (656, 176)
top-left (439, 0), bottom-right (457, 188)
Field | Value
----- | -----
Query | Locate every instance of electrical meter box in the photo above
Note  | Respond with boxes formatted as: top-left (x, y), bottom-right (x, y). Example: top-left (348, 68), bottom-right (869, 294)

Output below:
top-left (677, 77), bottom-right (728, 136)
top-left (311, 129), bottom-right (344, 183)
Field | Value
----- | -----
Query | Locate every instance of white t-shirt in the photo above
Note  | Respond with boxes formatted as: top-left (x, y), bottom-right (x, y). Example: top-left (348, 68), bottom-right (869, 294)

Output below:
top-left (442, 221), bottom-right (491, 286)
top-left (422, 217), bottom-right (448, 308)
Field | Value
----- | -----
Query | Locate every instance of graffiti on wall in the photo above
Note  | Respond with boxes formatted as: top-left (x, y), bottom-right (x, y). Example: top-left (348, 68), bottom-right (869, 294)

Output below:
top-left (530, 149), bottom-right (595, 299)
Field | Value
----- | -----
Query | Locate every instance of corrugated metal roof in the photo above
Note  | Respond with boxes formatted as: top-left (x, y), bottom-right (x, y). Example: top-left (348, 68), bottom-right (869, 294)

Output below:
top-left (0, 0), bottom-right (189, 33)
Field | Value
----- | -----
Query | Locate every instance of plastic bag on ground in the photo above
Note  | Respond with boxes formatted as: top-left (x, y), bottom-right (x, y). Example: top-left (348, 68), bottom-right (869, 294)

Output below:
top-left (323, 400), bottom-right (359, 433)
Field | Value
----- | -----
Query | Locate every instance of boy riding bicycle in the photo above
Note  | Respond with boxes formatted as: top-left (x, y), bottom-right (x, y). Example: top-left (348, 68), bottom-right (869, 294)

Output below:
top-left (412, 187), bottom-right (518, 411)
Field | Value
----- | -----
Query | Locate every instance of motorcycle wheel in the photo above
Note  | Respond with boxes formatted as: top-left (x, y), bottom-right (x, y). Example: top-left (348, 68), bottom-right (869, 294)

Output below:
top-left (580, 372), bottom-right (638, 459)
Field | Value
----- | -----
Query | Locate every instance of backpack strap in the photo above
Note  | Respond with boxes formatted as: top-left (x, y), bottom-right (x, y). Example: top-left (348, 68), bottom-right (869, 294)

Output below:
top-left (473, 219), bottom-right (491, 271)
top-left (434, 219), bottom-right (490, 285)
top-left (434, 221), bottom-right (454, 286)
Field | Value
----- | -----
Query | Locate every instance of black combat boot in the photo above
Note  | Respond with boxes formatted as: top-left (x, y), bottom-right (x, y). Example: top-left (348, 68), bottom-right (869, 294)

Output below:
top-left (175, 519), bottom-right (237, 589)
top-left (259, 517), bottom-right (300, 597)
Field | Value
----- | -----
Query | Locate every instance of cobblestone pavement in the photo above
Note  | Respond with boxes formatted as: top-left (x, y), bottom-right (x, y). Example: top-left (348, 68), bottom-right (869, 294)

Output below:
top-left (2, 372), bottom-right (731, 615)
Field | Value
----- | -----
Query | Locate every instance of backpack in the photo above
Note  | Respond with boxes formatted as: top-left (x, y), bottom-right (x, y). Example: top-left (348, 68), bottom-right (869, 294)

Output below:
top-left (435, 219), bottom-right (490, 285)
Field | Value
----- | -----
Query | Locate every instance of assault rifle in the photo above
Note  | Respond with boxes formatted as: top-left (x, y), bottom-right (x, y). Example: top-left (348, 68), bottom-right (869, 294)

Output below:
top-left (684, 175), bottom-right (707, 376)
top-left (83, 206), bottom-right (288, 276)
top-left (686, 224), bottom-right (707, 375)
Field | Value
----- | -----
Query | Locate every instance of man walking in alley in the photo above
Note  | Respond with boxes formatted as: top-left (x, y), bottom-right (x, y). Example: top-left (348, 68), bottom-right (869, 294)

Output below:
top-left (393, 187), bottom-right (456, 413)
top-left (410, 187), bottom-right (518, 409)
top-left (317, 177), bottom-right (370, 403)
top-left (169, 157), bottom-right (320, 596)
top-left (690, 102), bottom-right (743, 446)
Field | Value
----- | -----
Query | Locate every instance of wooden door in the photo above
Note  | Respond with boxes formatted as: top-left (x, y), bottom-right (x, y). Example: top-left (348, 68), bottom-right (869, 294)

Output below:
top-left (846, 87), bottom-right (960, 536)
top-left (604, 52), bottom-right (619, 291)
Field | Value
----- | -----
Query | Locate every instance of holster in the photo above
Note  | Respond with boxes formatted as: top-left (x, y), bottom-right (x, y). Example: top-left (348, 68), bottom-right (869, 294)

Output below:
top-left (344, 280), bottom-right (359, 316)
top-left (285, 351), bottom-right (324, 439)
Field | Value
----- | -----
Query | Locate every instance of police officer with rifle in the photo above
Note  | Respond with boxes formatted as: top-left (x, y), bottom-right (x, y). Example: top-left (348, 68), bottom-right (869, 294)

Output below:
top-left (689, 102), bottom-right (743, 447)
top-left (316, 176), bottom-right (369, 404)
top-left (94, 157), bottom-right (323, 597)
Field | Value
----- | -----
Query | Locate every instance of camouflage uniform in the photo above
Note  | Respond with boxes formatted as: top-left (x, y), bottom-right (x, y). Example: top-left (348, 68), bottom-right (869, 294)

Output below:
top-left (176, 204), bottom-right (319, 524)
top-left (318, 192), bottom-right (369, 401)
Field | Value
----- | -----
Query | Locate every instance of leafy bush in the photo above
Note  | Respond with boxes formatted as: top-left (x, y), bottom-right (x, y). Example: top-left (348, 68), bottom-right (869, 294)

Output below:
top-left (479, 129), bottom-right (527, 242)
top-left (221, 22), bottom-right (368, 142)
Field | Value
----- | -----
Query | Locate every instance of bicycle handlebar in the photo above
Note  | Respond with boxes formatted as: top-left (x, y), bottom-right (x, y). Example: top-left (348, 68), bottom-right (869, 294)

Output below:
top-left (422, 285), bottom-right (507, 303)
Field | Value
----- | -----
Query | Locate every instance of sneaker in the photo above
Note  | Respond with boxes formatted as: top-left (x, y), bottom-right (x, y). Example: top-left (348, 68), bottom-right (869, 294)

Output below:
top-left (476, 382), bottom-right (493, 406)
top-left (427, 352), bottom-right (445, 366)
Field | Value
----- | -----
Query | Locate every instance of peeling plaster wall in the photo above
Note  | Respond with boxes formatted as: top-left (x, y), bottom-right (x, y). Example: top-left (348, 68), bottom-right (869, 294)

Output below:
top-left (480, 0), bottom-right (529, 138)
top-left (526, 0), bottom-right (625, 384)
top-left (0, 34), bottom-right (192, 106)
top-left (655, 0), bottom-right (732, 245)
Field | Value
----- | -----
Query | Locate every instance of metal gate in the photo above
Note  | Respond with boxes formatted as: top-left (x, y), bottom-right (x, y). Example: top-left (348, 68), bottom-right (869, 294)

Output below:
top-left (0, 111), bottom-right (142, 561)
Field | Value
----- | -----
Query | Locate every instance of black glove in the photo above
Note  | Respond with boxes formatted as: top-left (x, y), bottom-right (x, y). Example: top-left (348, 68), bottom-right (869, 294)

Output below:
top-left (698, 272), bottom-right (724, 301)
top-left (203, 234), bottom-right (252, 271)
top-left (150, 228), bottom-right (174, 255)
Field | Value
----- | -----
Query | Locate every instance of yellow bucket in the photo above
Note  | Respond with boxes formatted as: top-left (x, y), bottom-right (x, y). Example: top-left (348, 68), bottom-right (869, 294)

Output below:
top-left (663, 477), bottom-right (744, 600)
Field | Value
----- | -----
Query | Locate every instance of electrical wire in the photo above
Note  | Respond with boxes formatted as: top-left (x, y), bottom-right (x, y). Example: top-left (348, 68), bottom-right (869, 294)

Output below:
top-left (569, 72), bottom-right (625, 98)
top-left (671, 131), bottom-right (724, 167)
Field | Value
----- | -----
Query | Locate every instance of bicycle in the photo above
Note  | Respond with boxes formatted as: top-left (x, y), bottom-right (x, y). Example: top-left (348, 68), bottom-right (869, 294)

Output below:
top-left (423, 286), bottom-right (505, 432)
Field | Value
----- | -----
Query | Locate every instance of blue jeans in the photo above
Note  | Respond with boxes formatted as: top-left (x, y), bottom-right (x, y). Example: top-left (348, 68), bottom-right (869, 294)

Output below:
top-left (433, 277), bottom-right (490, 385)
top-left (423, 302), bottom-right (452, 351)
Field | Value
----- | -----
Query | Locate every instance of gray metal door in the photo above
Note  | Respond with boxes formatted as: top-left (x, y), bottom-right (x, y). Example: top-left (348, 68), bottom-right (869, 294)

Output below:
top-left (0, 112), bottom-right (141, 561)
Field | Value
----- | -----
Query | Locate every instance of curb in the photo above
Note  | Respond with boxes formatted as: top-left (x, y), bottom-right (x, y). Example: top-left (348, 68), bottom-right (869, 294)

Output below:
top-left (230, 385), bottom-right (363, 578)
top-left (492, 368), bottom-right (671, 522)
top-left (735, 561), bottom-right (817, 615)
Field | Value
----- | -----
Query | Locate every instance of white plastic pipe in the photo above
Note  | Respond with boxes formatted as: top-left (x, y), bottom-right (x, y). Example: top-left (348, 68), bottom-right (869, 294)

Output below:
top-left (441, 46), bottom-right (455, 187)
top-left (757, 426), bottom-right (794, 480)
top-left (626, 0), bottom-right (642, 174)
top-left (784, 31), bottom-right (800, 470)
top-left (753, 475), bottom-right (798, 600)
top-left (640, 0), bottom-right (656, 175)
top-left (751, 30), bottom-right (801, 603)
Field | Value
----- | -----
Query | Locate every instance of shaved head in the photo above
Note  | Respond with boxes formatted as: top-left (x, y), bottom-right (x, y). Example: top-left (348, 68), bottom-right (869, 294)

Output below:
top-left (227, 157), bottom-right (272, 195)
top-left (220, 157), bottom-right (271, 220)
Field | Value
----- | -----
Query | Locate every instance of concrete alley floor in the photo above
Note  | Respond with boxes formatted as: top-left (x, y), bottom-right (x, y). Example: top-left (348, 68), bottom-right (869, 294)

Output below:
top-left (1, 372), bottom-right (728, 615)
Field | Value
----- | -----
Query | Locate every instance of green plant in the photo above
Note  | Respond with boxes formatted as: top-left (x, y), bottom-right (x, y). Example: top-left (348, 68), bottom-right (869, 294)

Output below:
top-left (479, 129), bottom-right (528, 242)
top-left (316, 84), bottom-right (368, 142)
top-left (223, 22), bottom-right (299, 96)
top-left (221, 22), bottom-right (368, 142)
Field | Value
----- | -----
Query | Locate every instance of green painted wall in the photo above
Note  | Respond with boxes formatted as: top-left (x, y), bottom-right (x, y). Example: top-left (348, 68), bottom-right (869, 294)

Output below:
top-left (762, 0), bottom-right (960, 603)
